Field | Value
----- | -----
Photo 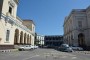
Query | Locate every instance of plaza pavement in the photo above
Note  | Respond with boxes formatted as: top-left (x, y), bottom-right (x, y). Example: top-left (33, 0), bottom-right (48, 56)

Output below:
top-left (0, 48), bottom-right (90, 60)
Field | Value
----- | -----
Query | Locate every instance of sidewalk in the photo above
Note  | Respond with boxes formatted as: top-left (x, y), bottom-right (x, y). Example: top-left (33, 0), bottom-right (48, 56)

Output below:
top-left (74, 51), bottom-right (90, 54)
top-left (0, 49), bottom-right (18, 52)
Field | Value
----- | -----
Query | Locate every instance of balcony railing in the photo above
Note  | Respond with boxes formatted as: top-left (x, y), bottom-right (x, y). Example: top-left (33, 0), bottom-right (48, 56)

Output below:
top-left (1, 13), bottom-right (34, 35)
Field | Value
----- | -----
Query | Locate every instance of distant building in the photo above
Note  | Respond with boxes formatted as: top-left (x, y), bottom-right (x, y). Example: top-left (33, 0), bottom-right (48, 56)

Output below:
top-left (44, 35), bottom-right (63, 47)
top-left (63, 6), bottom-right (90, 49)
top-left (0, 0), bottom-right (35, 49)
top-left (36, 34), bottom-right (44, 46)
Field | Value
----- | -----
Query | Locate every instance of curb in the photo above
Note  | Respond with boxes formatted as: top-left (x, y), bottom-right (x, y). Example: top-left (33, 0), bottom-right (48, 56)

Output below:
top-left (0, 49), bottom-right (18, 52)
top-left (74, 51), bottom-right (90, 54)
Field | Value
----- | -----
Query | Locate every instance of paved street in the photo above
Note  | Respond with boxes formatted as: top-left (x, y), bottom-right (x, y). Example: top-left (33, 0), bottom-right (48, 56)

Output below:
top-left (0, 48), bottom-right (90, 60)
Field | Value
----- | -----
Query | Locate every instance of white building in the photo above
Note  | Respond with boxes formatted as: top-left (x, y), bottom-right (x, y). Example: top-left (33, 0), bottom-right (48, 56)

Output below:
top-left (37, 34), bottom-right (44, 46)
top-left (63, 6), bottom-right (90, 49)
top-left (0, 0), bottom-right (35, 49)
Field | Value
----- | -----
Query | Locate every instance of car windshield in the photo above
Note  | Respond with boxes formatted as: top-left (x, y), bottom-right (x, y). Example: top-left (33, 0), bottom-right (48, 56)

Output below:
top-left (61, 44), bottom-right (69, 47)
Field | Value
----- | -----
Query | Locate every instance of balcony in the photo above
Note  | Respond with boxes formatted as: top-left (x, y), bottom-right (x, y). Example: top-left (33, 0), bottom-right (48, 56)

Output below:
top-left (1, 13), bottom-right (33, 34)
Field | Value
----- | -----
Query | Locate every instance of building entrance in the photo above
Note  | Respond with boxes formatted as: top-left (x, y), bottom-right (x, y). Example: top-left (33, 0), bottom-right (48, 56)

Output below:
top-left (78, 33), bottom-right (85, 47)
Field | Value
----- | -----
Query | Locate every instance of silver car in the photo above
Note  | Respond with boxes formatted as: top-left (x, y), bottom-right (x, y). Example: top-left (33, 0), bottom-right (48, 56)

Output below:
top-left (18, 45), bottom-right (32, 51)
top-left (58, 44), bottom-right (73, 52)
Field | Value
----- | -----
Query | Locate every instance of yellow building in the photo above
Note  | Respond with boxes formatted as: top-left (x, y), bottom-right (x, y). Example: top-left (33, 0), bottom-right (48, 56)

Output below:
top-left (0, 0), bottom-right (35, 49)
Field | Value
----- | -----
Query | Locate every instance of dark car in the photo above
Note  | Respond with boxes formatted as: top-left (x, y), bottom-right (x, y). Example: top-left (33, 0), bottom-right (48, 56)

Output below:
top-left (58, 44), bottom-right (73, 52)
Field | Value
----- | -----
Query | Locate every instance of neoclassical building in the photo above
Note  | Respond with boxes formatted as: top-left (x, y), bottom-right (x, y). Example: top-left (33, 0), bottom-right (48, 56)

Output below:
top-left (63, 6), bottom-right (90, 48)
top-left (0, 0), bottom-right (35, 49)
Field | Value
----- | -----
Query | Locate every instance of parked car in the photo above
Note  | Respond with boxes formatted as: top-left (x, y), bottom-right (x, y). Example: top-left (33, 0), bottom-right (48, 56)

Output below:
top-left (58, 44), bottom-right (73, 52)
top-left (34, 45), bottom-right (38, 49)
top-left (71, 46), bottom-right (83, 51)
top-left (18, 45), bottom-right (33, 51)
top-left (30, 45), bottom-right (38, 49)
top-left (30, 45), bottom-right (35, 49)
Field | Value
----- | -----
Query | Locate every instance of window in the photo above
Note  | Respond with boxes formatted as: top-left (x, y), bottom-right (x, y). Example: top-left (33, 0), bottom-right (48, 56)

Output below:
top-left (78, 21), bottom-right (82, 28)
top-left (6, 30), bottom-right (10, 41)
top-left (9, 6), bottom-right (12, 14)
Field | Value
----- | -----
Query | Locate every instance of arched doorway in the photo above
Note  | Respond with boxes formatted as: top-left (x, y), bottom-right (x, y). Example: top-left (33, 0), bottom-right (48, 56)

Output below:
top-left (20, 31), bottom-right (23, 44)
top-left (78, 33), bottom-right (85, 47)
top-left (27, 34), bottom-right (29, 44)
top-left (29, 35), bottom-right (31, 45)
top-left (24, 33), bottom-right (26, 44)
top-left (14, 29), bottom-right (19, 44)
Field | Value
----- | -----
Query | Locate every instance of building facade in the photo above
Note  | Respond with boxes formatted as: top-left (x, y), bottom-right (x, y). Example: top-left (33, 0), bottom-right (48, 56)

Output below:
top-left (36, 34), bottom-right (44, 46)
top-left (63, 6), bottom-right (90, 48)
top-left (44, 35), bottom-right (63, 48)
top-left (0, 0), bottom-right (35, 49)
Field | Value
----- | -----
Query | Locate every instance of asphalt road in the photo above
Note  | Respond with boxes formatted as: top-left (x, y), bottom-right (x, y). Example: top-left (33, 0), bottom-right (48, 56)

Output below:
top-left (0, 48), bottom-right (90, 60)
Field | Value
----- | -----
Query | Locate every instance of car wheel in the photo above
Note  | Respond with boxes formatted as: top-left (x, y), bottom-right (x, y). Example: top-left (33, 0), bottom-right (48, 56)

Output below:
top-left (21, 49), bottom-right (24, 51)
